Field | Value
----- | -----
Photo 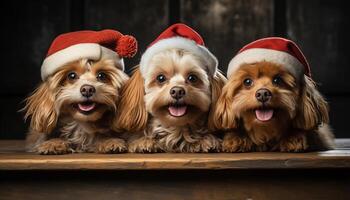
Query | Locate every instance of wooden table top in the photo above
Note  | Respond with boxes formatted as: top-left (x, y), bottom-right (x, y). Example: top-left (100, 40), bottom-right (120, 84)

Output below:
top-left (0, 139), bottom-right (349, 170)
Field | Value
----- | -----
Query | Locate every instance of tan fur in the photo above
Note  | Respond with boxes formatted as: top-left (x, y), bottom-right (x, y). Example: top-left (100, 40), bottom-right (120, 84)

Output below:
top-left (293, 75), bottom-right (329, 130)
top-left (208, 71), bottom-right (227, 130)
top-left (128, 118), bottom-right (221, 153)
top-left (23, 59), bottom-right (129, 154)
top-left (222, 131), bottom-right (254, 152)
top-left (215, 61), bottom-right (334, 152)
top-left (114, 67), bottom-right (148, 132)
top-left (212, 78), bottom-right (240, 130)
top-left (95, 138), bottom-right (127, 153)
top-left (23, 81), bottom-right (58, 135)
top-left (119, 49), bottom-right (224, 153)
top-left (35, 138), bottom-right (72, 155)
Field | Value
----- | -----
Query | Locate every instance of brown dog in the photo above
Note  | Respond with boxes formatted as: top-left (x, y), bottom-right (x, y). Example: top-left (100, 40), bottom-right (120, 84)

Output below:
top-left (23, 30), bottom-right (137, 154)
top-left (213, 37), bottom-right (334, 152)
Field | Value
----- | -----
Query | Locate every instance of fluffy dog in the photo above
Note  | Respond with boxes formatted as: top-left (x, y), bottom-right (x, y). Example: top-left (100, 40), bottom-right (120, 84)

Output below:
top-left (213, 37), bottom-right (334, 152)
top-left (23, 30), bottom-right (137, 154)
top-left (115, 24), bottom-right (226, 153)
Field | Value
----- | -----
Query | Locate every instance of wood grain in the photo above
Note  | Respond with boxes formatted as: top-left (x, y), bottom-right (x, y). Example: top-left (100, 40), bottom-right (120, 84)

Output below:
top-left (181, 0), bottom-right (274, 73)
top-left (1, 170), bottom-right (349, 200)
top-left (286, 0), bottom-right (349, 94)
top-left (84, 0), bottom-right (169, 72)
top-left (0, 140), bottom-right (349, 170)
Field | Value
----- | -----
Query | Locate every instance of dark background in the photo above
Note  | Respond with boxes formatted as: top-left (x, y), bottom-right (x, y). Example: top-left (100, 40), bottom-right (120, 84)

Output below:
top-left (0, 0), bottom-right (348, 139)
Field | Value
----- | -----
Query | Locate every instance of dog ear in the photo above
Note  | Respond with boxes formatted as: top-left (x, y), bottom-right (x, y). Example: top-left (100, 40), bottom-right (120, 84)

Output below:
top-left (208, 71), bottom-right (227, 130)
top-left (22, 81), bottom-right (58, 134)
top-left (211, 76), bottom-right (240, 130)
top-left (293, 75), bottom-right (329, 130)
top-left (114, 67), bottom-right (148, 132)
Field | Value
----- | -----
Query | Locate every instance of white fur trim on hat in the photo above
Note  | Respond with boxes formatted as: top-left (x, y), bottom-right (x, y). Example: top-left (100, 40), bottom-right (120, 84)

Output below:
top-left (227, 48), bottom-right (305, 79)
top-left (41, 43), bottom-right (124, 80)
top-left (140, 37), bottom-right (218, 78)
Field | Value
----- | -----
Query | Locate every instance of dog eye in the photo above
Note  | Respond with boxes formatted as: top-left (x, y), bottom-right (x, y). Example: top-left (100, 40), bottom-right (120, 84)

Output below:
top-left (187, 74), bottom-right (198, 83)
top-left (272, 76), bottom-right (282, 85)
top-left (97, 72), bottom-right (107, 81)
top-left (67, 72), bottom-right (78, 80)
top-left (156, 74), bottom-right (166, 83)
top-left (243, 78), bottom-right (253, 87)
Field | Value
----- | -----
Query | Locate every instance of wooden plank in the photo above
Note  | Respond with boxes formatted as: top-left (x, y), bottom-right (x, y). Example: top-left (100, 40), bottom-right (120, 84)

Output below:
top-left (1, 170), bottom-right (349, 200)
top-left (181, 0), bottom-right (274, 73)
top-left (286, 0), bottom-right (349, 94)
top-left (0, 140), bottom-right (349, 170)
top-left (84, 0), bottom-right (169, 73)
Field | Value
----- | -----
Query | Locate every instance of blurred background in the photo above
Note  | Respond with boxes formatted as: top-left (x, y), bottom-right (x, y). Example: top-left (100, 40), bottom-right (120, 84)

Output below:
top-left (0, 0), bottom-right (348, 139)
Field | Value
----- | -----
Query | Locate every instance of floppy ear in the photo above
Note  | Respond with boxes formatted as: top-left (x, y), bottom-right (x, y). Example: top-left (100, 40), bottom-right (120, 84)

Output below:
top-left (293, 75), bottom-right (329, 130)
top-left (208, 71), bottom-right (227, 130)
top-left (114, 67), bottom-right (148, 132)
top-left (22, 81), bottom-right (58, 134)
top-left (211, 76), bottom-right (240, 130)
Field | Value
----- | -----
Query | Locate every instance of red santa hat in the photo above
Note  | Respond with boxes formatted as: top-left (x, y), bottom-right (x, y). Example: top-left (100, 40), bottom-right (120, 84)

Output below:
top-left (227, 37), bottom-right (311, 80)
top-left (41, 29), bottom-right (137, 80)
top-left (140, 23), bottom-right (218, 77)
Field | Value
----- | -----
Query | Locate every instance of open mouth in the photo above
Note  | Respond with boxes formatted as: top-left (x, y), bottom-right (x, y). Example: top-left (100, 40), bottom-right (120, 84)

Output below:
top-left (74, 101), bottom-right (97, 114)
top-left (255, 108), bottom-right (274, 122)
top-left (168, 103), bottom-right (187, 117)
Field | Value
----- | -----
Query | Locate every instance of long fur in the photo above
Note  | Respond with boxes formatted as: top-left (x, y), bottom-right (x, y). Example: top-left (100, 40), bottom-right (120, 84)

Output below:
top-left (23, 59), bottom-right (129, 154)
top-left (114, 67), bottom-right (148, 132)
top-left (23, 81), bottom-right (58, 135)
top-left (118, 49), bottom-right (226, 153)
top-left (293, 75), bottom-right (329, 130)
top-left (214, 61), bottom-right (334, 152)
top-left (208, 71), bottom-right (227, 130)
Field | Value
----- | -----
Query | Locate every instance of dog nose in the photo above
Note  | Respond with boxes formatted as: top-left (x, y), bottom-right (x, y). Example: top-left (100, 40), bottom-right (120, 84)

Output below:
top-left (170, 86), bottom-right (186, 100)
top-left (80, 84), bottom-right (96, 98)
top-left (255, 88), bottom-right (272, 103)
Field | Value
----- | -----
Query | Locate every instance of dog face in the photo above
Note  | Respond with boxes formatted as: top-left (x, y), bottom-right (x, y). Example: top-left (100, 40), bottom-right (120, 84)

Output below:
top-left (24, 59), bottom-right (128, 133)
top-left (230, 61), bottom-right (299, 128)
top-left (115, 49), bottom-right (226, 131)
top-left (143, 49), bottom-right (212, 126)
top-left (214, 61), bottom-right (328, 144)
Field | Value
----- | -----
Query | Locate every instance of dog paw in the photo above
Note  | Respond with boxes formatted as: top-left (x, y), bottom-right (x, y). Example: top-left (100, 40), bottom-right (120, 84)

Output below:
top-left (279, 134), bottom-right (308, 152)
top-left (36, 139), bottom-right (72, 155)
top-left (128, 137), bottom-right (160, 153)
top-left (96, 138), bottom-right (127, 154)
top-left (222, 134), bottom-right (253, 153)
top-left (183, 142), bottom-right (202, 153)
top-left (199, 135), bottom-right (221, 152)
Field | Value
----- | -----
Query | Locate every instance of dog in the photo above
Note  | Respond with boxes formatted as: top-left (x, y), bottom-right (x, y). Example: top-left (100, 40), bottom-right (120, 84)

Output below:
top-left (23, 30), bottom-right (137, 154)
top-left (213, 37), bottom-right (334, 152)
top-left (114, 24), bottom-right (226, 153)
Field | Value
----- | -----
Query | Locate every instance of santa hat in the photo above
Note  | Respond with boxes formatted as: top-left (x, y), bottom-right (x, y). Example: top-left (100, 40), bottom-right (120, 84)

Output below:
top-left (227, 37), bottom-right (311, 80)
top-left (41, 29), bottom-right (137, 80)
top-left (140, 23), bottom-right (218, 77)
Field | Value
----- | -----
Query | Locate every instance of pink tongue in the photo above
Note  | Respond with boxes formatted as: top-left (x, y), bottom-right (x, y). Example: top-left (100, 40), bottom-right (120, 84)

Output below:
top-left (78, 103), bottom-right (96, 112)
top-left (168, 105), bottom-right (187, 117)
top-left (255, 109), bottom-right (274, 121)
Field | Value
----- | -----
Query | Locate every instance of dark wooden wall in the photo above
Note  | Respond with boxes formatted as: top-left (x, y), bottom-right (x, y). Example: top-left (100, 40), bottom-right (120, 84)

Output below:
top-left (0, 0), bottom-right (348, 139)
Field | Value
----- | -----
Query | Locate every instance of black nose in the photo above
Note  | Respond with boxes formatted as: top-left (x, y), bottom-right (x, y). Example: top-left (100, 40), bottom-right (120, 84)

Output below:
top-left (255, 88), bottom-right (272, 103)
top-left (170, 86), bottom-right (186, 100)
top-left (80, 84), bottom-right (96, 98)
